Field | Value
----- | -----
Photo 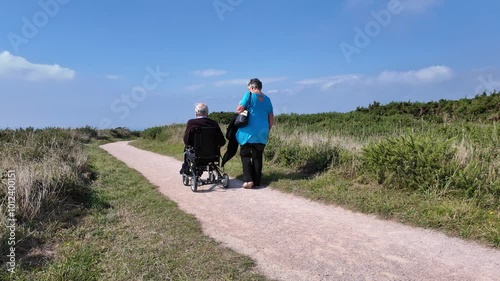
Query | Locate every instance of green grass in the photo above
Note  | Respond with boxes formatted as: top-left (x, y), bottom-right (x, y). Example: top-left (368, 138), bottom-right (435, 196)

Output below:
top-left (265, 170), bottom-right (499, 246)
top-left (131, 137), bottom-right (500, 248)
top-left (132, 138), bottom-right (184, 160)
top-left (2, 144), bottom-right (270, 281)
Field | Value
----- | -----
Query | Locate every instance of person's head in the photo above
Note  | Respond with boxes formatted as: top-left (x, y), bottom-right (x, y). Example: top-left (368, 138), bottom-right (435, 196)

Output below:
top-left (194, 103), bottom-right (209, 117)
top-left (247, 78), bottom-right (263, 91)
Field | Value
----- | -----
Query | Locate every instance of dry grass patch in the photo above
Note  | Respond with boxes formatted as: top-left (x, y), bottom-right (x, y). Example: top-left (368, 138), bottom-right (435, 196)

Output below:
top-left (4, 144), bottom-right (270, 280)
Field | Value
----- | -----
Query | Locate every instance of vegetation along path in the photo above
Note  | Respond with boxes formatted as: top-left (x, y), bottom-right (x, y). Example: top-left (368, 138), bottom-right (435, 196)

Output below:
top-left (100, 141), bottom-right (500, 281)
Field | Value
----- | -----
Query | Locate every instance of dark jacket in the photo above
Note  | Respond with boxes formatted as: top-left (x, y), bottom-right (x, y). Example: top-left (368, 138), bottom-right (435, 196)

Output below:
top-left (183, 117), bottom-right (226, 147)
top-left (222, 114), bottom-right (239, 167)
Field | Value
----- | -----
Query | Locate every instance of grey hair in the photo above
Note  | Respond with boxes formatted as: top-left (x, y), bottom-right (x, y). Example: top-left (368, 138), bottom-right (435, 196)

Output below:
top-left (194, 103), bottom-right (209, 116)
top-left (247, 78), bottom-right (263, 90)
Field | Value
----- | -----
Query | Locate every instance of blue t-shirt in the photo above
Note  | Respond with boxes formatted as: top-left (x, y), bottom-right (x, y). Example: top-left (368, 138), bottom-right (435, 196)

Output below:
top-left (236, 91), bottom-right (273, 145)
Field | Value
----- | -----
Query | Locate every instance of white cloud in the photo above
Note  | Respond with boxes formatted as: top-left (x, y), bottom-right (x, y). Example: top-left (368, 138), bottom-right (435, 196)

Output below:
top-left (214, 76), bottom-right (288, 87)
top-left (377, 66), bottom-right (453, 84)
top-left (105, 74), bottom-right (120, 80)
top-left (214, 79), bottom-right (248, 87)
top-left (293, 66), bottom-right (453, 93)
top-left (298, 75), bottom-right (360, 90)
top-left (0, 51), bottom-right (75, 81)
top-left (193, 69), bottom-right (227, 77)
top-left (267, 89), bottom-right (279, 94)
top-left (400, 0), bottom-right (443, 13)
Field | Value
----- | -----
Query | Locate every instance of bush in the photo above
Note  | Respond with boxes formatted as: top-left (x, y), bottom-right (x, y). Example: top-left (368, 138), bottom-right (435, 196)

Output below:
top-left (354, 91), bottom-right (499, 122)
top-left (209, 112), bottom-right (235, 125)
top-left (0, 128), bottom-right (95, 221)
top-left (270, 140), bottom-right (341, 176)
top-left (98, 127), bottom-right (139, 140)
top-left (141, 126), bottom-right (164, 140)
top-left (362, 134), bottom-right (458, 191)
top-left (75, 126), bottom-right (98, 143)
top-left (140, 124), bottom-right (186, 143)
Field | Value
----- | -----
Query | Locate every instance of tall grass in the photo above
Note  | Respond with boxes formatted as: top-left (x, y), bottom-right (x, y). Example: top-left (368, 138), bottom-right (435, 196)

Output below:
top-left (137, 98), bottom-right (499, 246)
top-left (2, 141), bottom-right (269, 280)
top-left (137, 115), bottom-right (499, 202)
top-left (141, 124), bottom-right (185, 142)
top-left (0, 128), bottom-right (94, 221)
top-left (0, 126), bottom-right (139, 269)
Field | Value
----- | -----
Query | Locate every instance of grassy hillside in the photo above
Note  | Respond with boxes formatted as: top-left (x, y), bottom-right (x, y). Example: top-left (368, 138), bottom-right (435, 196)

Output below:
top-left (134, 92), bottom-right (499, 247)
top-left (1, 127), bottom-right (268, 280)
top-left (1, 92), bottom-right (498, 278)
top-left (210, 91), bottom-right (500, 126)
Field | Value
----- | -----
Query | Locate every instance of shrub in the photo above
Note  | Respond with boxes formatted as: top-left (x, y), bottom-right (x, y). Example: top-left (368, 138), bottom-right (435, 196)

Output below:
top-left (139, 124), bottom-right (186, 145)
top-left (300, 145), bottom-right (341, 175)
top-left (361, 133), bottom-right (499, 201)
top-left (263, 134), bottom-right (277, 161)
top-left (98, 127), bottom-right (140, 140)
top-left (209, 111), bottom-right (235, 125)
top-left (0, 128), bottom-right (94, 221)
top-left (270, 140), bottom-right (341, 176)
top-left (362, 134), bottom-right (458, 191)
top-left (75, 126), bottom-right (98, 143)
top-left (141, 126), bottom-right (165, 140)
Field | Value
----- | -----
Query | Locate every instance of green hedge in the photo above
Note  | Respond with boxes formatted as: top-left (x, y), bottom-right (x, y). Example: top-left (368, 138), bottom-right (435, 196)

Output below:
top-left (361, 134), bottom-right (498, 200)
top-left (265, 136), bottom-right (341, 176)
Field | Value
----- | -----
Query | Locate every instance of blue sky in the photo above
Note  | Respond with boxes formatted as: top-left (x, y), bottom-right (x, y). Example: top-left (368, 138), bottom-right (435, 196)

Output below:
top-left (1, 0), bottom-right (499, 129)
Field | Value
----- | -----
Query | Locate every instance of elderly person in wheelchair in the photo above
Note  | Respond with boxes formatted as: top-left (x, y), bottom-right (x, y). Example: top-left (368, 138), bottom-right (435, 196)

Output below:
top-left (180, 103), bottom-right (229, 192)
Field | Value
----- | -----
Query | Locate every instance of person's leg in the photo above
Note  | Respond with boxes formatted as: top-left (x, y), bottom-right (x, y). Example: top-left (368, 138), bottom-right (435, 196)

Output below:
top-left (252, 144), bottom-right (265, 186)
top-left (240, 144), bottom-right (253, 183)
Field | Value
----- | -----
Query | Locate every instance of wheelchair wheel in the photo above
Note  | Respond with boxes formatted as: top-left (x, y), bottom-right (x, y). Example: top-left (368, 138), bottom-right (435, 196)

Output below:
top-left (182, 174), bottom-right (189, 186)
top-left (209, 172), bottom-right (216, 183)
top-left (221, 173), bottom-right (230, 188)
top-left (191, 172), bottom-right (198, 192)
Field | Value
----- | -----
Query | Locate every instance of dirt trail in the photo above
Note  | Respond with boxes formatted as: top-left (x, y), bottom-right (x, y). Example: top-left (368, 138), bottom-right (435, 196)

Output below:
top-left (100, 141), bottom-right (500, 281)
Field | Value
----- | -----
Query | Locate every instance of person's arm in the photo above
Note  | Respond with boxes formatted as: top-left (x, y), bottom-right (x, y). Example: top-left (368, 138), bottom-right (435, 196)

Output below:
top-left (268, 113), bottom-right (274, 130)
top-left (236, 105), bottom-right (245, 114)
top-left (236, 92), bottom-right (251, 113)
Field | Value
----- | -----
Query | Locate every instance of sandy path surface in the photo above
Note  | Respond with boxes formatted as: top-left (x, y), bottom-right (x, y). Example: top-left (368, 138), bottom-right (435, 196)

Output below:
top-left (100, 141), bottom-right (500, 281)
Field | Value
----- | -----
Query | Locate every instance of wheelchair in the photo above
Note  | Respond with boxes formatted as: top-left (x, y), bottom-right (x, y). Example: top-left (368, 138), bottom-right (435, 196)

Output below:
top-left (181, 127), bottom-right (230, 192)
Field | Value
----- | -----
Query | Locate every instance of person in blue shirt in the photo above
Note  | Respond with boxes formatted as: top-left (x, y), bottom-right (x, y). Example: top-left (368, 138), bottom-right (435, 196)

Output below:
top-left (235, 78), bottom-right (274, 188)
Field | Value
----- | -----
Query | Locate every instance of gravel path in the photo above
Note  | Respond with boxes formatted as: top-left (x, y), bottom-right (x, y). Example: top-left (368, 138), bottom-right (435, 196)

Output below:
top-left (100, 141), bottom-right (500, 281)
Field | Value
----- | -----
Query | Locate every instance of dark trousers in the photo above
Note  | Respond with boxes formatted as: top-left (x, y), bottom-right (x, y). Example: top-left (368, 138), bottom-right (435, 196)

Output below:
top-left (240, 143), bottom-right (265, 186)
